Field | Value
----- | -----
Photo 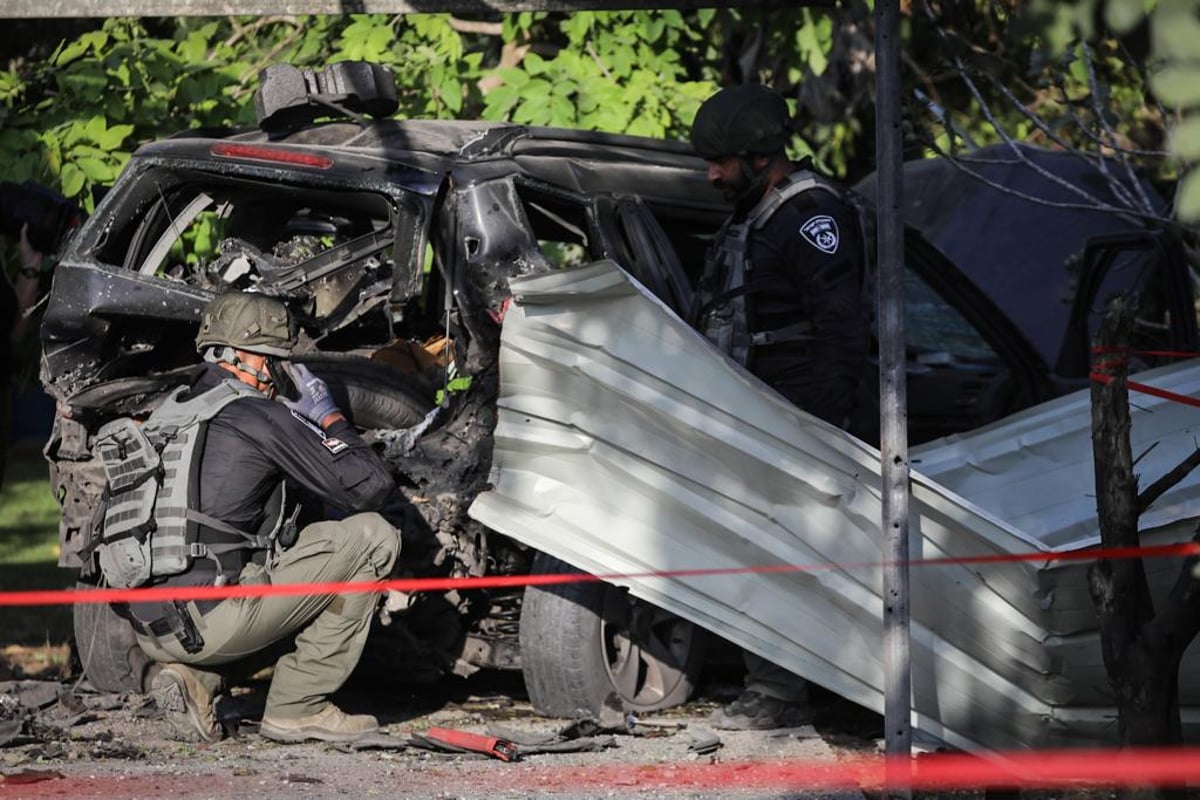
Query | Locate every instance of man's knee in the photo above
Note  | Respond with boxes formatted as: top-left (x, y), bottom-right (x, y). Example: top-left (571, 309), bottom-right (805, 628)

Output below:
top-left (342, 511), bottom-right (400, 576)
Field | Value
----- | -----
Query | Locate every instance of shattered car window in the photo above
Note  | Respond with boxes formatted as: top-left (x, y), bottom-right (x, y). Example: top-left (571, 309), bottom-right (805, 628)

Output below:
top-left (515, 183), bottom-right (591, 269)
top-left (97, 169), bottom-right (396, 294)
top-left (902, 268), bottom-right (999, 363)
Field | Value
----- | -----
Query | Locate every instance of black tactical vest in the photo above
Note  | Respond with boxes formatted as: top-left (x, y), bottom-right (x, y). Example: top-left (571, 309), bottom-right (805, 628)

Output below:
top-left (696, 170), bottom-right (843, 366)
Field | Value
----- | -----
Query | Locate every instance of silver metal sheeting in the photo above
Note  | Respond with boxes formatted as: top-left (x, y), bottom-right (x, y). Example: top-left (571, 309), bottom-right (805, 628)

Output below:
top-left (468, 260), bottom-right (1200, 752)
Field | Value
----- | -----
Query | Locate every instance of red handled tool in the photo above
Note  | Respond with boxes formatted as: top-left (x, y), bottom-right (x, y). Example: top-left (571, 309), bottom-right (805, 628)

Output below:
top-left (422, 727), bottom-right (519, 762)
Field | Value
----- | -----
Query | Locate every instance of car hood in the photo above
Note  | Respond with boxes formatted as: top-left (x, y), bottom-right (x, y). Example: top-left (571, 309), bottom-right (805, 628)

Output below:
top-left (469, 259), bottom-right (1200, 752)
top-left (853, 144), bottom-right (1167, 370)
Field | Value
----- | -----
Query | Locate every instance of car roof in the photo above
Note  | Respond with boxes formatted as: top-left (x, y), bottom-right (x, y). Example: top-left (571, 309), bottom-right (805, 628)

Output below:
top-left (147, 118), bottom-right (720, 213)
top-left (855, 143), bottom-right (1166, 369)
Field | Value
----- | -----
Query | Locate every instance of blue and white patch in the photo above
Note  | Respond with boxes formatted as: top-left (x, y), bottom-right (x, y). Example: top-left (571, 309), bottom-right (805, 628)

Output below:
top-left (799, 215), bottom-right (840, 254)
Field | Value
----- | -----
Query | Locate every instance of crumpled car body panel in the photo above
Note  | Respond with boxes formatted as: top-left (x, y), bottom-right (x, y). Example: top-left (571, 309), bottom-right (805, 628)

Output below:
top-left (469, 259), bottom-right (1200, 752)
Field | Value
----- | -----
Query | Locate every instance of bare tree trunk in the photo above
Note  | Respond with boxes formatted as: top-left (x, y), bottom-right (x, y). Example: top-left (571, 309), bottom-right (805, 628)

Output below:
top-left (1087, 298), bottom-right (1200, 799)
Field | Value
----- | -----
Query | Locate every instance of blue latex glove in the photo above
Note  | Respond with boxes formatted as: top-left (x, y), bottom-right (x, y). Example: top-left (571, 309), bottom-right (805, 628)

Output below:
top-left (280, 362), bottom-right (340, 425)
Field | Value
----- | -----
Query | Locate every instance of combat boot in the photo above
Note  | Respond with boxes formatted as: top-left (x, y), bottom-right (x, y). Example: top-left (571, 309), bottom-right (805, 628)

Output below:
top-left (259, 704), bottom-right (379, 743)
top-left (151, 663), bottom-right (222, 743)
top-left (708, 689), bottom-right (815, 730)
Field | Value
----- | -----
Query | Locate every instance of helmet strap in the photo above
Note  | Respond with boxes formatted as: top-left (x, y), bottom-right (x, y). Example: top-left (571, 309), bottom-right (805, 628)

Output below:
top-left (205, 346), bottom-right (276, 394)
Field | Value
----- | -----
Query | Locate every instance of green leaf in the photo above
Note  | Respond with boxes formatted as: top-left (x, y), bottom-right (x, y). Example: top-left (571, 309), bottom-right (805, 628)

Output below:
top-left (642, 14), bottom-right (666, 44)
top-left (523, 52), bottom-right (548, 76)
top-left (482, 85), bottom-right (520, 119)
top-left (440, 75), bottom-right (463, 114)
top-left (1105, 0), bottom-right (1149, 33)
top-left (1152, 0), bottom-right (1200, 59)
top-left (796, 23), bottom-right (829, 77)
top-left (1176, 169), bottom-right (1200, 222)
top-left (55, 39), bottom-right (91, 67)
top-left (60, 162), bottom-right (86, 198)
top-left (1169, 114), bottom-right (1200, 160)
top-left (497, 66), bottom-right (530, 87)
top-left (1150, 66), bottom-right (1200, 106)
top-left (72, 155), bottom-right (114, 182)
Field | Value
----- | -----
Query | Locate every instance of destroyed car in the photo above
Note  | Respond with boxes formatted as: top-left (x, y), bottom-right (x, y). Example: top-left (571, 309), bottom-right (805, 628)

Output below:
top-left (40, 62), bottom-right (1197, 719)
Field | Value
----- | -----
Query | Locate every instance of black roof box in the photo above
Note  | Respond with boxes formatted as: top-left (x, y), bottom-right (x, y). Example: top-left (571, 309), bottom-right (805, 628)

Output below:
top-left (254, 62), bottom-right (399, 134)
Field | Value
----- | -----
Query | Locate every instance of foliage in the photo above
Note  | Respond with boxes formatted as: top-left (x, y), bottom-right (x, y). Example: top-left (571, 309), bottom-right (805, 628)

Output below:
top-left (0, 9), bottom-right (857, 217)
top-left (903, 0), bottom-right (1200, 224)
top-left (0, 5), bottom-right (1196, 229)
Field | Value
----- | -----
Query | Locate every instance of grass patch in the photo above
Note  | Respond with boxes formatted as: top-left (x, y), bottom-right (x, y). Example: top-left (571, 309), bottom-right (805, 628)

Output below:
top-left (1, 442), bottom-right (73, 646)
top-left (0, 442), bottom-right (61, 563)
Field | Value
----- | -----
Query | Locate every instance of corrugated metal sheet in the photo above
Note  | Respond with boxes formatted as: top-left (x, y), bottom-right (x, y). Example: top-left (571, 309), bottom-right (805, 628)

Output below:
top-left (468, 260), bottom-right (1200, 752)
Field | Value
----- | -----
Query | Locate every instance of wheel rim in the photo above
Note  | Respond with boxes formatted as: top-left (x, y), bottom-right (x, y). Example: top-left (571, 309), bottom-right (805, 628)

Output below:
top-left (599, 587), bottom-right (698, 709)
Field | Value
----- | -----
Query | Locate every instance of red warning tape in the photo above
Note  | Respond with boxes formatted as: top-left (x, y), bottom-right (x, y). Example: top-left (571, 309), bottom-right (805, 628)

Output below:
top-left (12, 747), bottom-right (1200, 795)
top-left (496, 749), bottom-right (1200, 791)
top-left (2, 541), bottom-right (1197, 608)
top-left (1090, 371), bottom-right (1200, 410)
top-left (1089, 345), bottom-right (1200, 406)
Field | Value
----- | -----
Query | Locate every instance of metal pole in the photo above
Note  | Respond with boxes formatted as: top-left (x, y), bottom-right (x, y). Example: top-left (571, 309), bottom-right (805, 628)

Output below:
top-left (873, 0), bottom-right (912, 796)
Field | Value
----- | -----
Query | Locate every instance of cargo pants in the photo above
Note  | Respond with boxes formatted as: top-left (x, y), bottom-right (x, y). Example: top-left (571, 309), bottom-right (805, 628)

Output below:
top-left (137, 512), bottom-right (399, 719)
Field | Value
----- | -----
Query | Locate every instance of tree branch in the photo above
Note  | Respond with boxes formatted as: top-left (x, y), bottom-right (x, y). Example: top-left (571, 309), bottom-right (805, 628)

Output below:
top-left (1081, 41), bottom-right (1157, 215)
top-left (448, 16), bottom-right (502, 36)
top-left (912, 135), bottom-right (1183, 229)
top-left (1137, 446), bottom-right (1200, 515)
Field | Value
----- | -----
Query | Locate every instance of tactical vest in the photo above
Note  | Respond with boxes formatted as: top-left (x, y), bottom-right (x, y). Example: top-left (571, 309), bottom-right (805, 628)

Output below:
top-left (696, 169), bottom-right (844, 366)
top-left (93, 378), bottom-right (272, 589)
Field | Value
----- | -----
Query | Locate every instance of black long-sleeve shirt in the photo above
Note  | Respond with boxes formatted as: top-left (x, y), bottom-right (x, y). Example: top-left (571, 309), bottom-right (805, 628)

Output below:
top-left (744, 183), bottom-right (868, 426)
top-left (130, 363), bottom-right (393, 620)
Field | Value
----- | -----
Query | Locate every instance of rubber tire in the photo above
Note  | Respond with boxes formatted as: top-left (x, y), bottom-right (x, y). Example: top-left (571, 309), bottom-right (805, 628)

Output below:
top-left (520, 552), bottom-right (706, 717)
top-left (295, 355), bottom-right (435, 430)
top-left (72, 582), bottom-right (158, 693)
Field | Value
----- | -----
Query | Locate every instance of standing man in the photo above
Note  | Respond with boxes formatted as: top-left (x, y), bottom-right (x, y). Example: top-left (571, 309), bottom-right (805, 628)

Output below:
top-left (690, 84), bottom-right (870, 730)
top-left (113, 291), bottom-right (400, 744)
top-left (1, 225), bottom-right (44, 491)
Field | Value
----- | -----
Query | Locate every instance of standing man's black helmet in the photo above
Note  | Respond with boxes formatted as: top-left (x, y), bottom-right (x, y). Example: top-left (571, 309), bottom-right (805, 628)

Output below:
top-left (691, 84), bottom-right (792, 160)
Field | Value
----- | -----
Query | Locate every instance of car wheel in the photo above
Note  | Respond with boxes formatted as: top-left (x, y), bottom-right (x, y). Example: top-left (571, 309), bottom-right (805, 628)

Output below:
top-left (72, 582), bottom-right (158, 693)
top-left (520, 552), bottom-right (706, 717)
top-left (296, 355), bottom-right (436, 429)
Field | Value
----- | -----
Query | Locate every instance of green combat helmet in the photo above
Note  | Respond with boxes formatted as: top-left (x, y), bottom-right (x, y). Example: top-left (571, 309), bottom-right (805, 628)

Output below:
top-left (195, 292), bottom-right (296, 357)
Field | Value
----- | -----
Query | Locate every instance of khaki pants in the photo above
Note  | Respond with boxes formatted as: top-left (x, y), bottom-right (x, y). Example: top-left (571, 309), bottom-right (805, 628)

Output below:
top-left (137, 512), bottom-right (399, 719)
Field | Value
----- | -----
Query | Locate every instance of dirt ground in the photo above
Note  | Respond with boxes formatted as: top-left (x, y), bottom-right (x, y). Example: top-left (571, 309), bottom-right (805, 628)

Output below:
top-left (0, 645), bottom-right (892, 800)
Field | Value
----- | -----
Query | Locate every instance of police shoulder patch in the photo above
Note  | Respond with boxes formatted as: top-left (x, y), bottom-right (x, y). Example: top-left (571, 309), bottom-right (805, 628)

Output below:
top-left (799, 214), bottom-right (840, 254)
top-left (322, 437), bottom-right (349, 454)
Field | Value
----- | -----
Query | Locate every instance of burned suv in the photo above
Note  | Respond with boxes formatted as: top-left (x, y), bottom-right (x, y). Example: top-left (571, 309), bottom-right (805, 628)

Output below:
top-left (42, 62), bottom-right (1197, 717)
top-left (43, 62), bottom-right (728, 715)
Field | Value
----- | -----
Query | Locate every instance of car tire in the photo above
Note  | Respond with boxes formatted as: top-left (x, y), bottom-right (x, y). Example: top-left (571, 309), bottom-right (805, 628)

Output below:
top-left (520, 552), bottom-right (706, 717)
top-left (296, 355), bottom-right (436, 429)
top-left (72, 582), bottom-right (158, 693)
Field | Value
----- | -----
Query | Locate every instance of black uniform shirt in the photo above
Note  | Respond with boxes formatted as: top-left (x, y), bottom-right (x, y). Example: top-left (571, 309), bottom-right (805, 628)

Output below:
top-left (744, 180), bottom-right (869, 425)
top-left (141, 363), bottom-right (393, 605)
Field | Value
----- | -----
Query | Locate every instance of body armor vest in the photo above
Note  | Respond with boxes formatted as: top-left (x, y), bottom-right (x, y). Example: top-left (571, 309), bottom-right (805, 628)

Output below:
top-left (696, 169), bottom-right (843, 366)
top-left (94, 378), bottom-right (272, 588)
